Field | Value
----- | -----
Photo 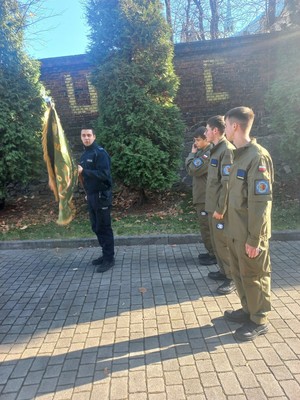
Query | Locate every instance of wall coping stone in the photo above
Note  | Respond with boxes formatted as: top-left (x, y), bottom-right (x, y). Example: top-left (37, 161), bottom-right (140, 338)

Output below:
top-left (1, 230), bottom-right (299, 250)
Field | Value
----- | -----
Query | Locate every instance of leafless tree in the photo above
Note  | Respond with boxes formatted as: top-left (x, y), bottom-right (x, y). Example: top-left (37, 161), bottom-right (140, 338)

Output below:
top-left (18, 0), bottom-right (61, 51)
top-left (164, 0), bottom-right (174, 41)
top-left (209, 0), bottom-right (219, 38)
top-left (161, 0), bottom-right (285, 42)
top-left (193, 0), bottom-right (206, 40)
top-left (266, 0), bottom-right (277, 29)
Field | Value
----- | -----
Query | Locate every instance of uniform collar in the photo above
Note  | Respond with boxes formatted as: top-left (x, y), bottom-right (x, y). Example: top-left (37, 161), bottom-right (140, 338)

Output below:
top-left (84, 141), bottom-right (98, 150)
top-left (234, 138), bottom-right (257, 155)
top-left (196, 144), bottom-right (211, 156)
top-left (211, 136), bottom-right (226, 153)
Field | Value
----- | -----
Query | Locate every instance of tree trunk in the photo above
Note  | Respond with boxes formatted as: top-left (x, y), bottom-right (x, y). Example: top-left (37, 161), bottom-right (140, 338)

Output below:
top-left (193, 0), bottom-right (206, 40)
top-left (209, 0), bottom-right (219, 39)
top-left (266, 0), bottom-right (276, 30)
top-left (164, 0), bottom-right (174, 42)
top-left (185, 0), bottom-right (192, 41)
top-left (137, 188), bottom-right (148, 205)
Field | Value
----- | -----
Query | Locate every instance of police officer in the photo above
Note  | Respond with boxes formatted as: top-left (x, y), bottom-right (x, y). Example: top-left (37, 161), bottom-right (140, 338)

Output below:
top-left (78, 128), bottom-right (115, 272)
top-left (185, 126), bottom-right (216, 265)
top-left (224, 107), bottom-right (274, 341)
top-left (205, 116), bottom-right (235, 295)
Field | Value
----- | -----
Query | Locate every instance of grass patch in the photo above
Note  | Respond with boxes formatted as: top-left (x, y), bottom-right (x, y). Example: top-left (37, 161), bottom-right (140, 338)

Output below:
top-left (1, 219), bottom-right (94, 241)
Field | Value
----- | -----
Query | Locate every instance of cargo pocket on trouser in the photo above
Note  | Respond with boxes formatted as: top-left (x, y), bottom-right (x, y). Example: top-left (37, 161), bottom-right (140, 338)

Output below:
top-left (239, 239), bottom-right (271, 323)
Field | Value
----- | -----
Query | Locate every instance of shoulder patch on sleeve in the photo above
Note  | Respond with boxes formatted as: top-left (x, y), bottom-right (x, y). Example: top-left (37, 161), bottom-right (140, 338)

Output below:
top-left (255, 179), bottom-right (270, 195)
top-left (222, 164), bottom-right (231, 176)
top-left (193, 158), bottom-right (203, 167)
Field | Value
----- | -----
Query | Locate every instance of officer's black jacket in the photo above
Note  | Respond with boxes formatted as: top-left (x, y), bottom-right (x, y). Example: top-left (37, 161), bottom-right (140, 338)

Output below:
top-left (79, 142), bottom-right (112, 200)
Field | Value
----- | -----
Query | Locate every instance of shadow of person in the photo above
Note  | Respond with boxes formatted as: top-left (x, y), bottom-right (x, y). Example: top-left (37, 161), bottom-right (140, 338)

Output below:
top-left (0, 324), bottom-right (235, 395)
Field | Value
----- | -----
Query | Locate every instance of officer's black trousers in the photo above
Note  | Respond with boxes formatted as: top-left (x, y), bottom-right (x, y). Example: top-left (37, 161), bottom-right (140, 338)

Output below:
top-left (87, 193), bottom-right (114, 261)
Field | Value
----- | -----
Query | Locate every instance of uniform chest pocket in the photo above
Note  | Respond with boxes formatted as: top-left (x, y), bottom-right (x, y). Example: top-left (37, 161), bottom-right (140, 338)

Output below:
top-left (210, 158), bottom-right (218, 168)
top-left (209, 159), bottom-right (219, 179)
top-left (236, 169), bottom-right (247, 180)
top-left (232, 172), bottom-right (248, 208)
top-left (85, 158), bottom-right (95, 169)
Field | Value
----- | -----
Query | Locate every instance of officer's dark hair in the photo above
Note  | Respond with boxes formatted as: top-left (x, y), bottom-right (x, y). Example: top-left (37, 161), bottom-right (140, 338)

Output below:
top-left (207, 115), bottom-right (225, 134)
top-left (81, 126), bottom-right (95, 135)
top-left (193, 126), bottom-right (206, 139)
top-left (224, 107), bottom-right (255, 130)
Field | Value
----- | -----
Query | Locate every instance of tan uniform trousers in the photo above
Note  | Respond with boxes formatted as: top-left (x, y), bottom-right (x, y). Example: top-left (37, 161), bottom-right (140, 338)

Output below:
top-left (208, 213), bottom-right (232, 279)
top-left (195, 204), bottom-right (214, 257)
top-left (228, 238), bottom-right (271, 325)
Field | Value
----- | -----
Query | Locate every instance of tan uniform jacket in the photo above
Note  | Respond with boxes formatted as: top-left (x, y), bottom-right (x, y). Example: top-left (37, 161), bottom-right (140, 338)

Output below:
top-left (226, 139), bottom-right (274, 248)
top-left (185, 144), bottom-right (212, 205)
top-left (205, 137), bottom-right (234, 214)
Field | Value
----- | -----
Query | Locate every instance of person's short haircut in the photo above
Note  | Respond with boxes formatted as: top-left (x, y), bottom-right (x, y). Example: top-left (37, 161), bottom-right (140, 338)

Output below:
top-left (207, 115), bottom-right (225, 134)
top-left (81, 127), bottom-right (95, 135)
top-left (193, 126), bottom-right (207, 139)
top-left (224, 107), bottom-right (255, 130)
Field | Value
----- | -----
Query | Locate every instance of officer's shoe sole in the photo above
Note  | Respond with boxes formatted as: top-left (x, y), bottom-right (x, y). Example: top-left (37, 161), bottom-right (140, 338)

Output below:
top-left (224, 308), bottom-right (250, 323)
top-left (234, 321), bottom-right (269, 342)
top-left (217, 279), bottom-right (236, 295)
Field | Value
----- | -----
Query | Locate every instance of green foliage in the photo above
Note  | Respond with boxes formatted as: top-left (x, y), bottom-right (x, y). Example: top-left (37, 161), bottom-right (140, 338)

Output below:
top-left (0, 0), bottom-right (44, 200)
top-left (265, 33), bottom-right (300, 176)
top-left (86, 0), bottom-right (185, 192)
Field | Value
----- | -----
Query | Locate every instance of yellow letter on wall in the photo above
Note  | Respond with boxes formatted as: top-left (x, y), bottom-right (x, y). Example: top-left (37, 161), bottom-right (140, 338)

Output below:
top-left (203, 60), bottom-right (229, 102)
top-left (64, 74), bottom-right (98, 114)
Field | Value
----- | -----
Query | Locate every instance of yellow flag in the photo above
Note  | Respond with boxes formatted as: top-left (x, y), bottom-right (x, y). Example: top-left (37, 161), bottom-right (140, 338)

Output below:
top-left (42, 103), bottom-right (78, 225)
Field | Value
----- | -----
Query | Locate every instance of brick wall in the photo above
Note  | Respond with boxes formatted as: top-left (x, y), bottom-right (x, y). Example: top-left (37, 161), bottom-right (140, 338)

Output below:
top-left (173, 33), bottom-right (276, 133)
top-left (40, 32), bottom-right (286, 150)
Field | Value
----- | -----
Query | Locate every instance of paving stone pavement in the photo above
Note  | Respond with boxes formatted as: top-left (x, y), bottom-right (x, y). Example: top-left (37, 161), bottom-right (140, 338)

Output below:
top-left (0, 240), bottom-right (300, 400)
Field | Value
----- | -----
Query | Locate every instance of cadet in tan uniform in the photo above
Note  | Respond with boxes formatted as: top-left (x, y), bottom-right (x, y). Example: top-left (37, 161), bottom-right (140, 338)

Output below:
top-left (185, 126), bottom-right (216, 265)
top-left (224, 106), bottom-right (274, 341)
top-left (205, 116), bottom-right (236, 295)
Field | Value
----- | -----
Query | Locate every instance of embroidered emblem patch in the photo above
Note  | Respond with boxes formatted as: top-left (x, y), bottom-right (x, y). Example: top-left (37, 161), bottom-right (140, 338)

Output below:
top-left (193, 158), bottom-right (203, 167)
top-left (216, 223), bottom-right (224, 230)
top-left (211, 159), bottom-right (218, 167)
top-left (200, 211), bottom-right (208, 216)
top-left (236, 169), bottom-right (247, 180)
top-left (255, 180), bottom-right (270, 195)
top-left (258, 165), bottom-right (266, 172)
top-left (222, 164), bottom-right (231, 176)
top-left (203, 154), bottom-right (208, 159)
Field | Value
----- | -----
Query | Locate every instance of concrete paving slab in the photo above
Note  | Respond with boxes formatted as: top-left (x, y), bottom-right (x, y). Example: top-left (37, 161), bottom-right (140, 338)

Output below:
top-left (0, 240), bottom-right (299, 399)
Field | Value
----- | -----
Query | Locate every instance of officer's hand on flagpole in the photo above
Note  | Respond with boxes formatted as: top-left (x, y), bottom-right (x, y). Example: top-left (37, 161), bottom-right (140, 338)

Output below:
top-left (78, 165), bottom-right (83, 174)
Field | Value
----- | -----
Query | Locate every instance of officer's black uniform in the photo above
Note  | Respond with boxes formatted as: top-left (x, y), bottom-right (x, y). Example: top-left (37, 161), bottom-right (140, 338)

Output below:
top-left (80, 142), bottom-right (114, 262)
